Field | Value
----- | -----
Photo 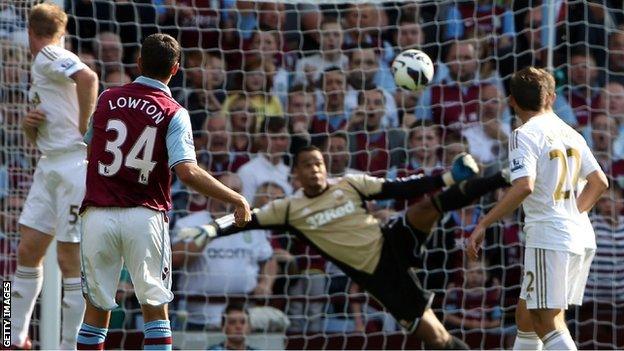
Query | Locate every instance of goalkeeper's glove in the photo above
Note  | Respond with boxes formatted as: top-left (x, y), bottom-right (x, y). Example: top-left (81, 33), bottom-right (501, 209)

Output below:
top-left (177, 224), bottom-right (217, 248)
top-left (442, 153), bottom-right (479, 186)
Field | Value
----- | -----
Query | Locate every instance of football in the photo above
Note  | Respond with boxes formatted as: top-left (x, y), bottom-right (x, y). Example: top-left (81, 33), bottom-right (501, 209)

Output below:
top-left (392, 49), bottom-right (434, 91)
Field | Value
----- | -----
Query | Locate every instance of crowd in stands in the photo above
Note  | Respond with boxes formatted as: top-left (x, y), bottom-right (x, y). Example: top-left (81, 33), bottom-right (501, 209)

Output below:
top-left (1, 0), bottom-right (624, 348)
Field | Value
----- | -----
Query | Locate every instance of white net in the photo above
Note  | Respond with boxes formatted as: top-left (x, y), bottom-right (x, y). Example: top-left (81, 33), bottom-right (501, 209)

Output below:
top-left (2, 0), bottom-right (624, 349)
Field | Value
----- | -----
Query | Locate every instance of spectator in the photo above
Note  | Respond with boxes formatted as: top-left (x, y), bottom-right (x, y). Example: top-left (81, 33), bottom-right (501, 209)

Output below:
top-left (207, 302), bottom-right (256, 350)
top-left (349, 88), bottom-right (405, 176)
top-left (394, 14), bottom-right (425, 52)
top-left (589, 114), bottom-right (619, 171)
top-left (311, 67), bottom-right (351, 134)
top-left (237, 117), bottom-right (292, 202)
top-left (287, 85), bottom-right (316, 153)
top-left (102, 70), bottom-right (131, 89)
top-left (226, 95), bottom-right (256, 160)
top-left (92, 31), bottom-right (124, 79)
top-left (402, 121), bottom-right (443, 176)
top-left (198, 116), bottom-right (248, 176)
top-left (179, 50), bottom-right (227, 127)
top-left (569, 187), bottom-right (624, 348)
top-left (344, 44), bottom-right (398, 127)
top-left (293, 17), bottom-right (348, 87)
top-left (565, 50), bottom-right (602, 128)
top-left (247, 29), bottom-right (289, 105)
top-left (321, 132), bottom-right (361, 177)
top-left (172, 180), bottom-right (276, 330)
top-left (222, 60), bottom-right (283, 132)
top-left (415, 40), bottom-right (505, 135)
top-left (443, 259), bottom-right (502, 348)
top-left (445, 0), bottom-right (515, 49)
top-left (607, 25), bottom-right (624, 85)
top-left (600, 82), bottom-right (624, 159)
top-left (341, 3), bottom-right (392, 62)
top-left (462, 84), bottom-right (510, 165)
top-left (77, 51), bottom-right (97, 75)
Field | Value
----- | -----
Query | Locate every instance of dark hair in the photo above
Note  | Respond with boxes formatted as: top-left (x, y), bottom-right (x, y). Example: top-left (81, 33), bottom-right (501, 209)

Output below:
top-left (140, 33), bottom-right (181, 79)
top-left (347, 42), bottom-right (378, 60)
top-left (357, 88), bottom-right (385, 105)
top-left (510, 67), bottom-right (555, 111)
top-left (221, 302), bottom-right (249, 326)
top-left (319, 66), bottom-right (345, 89)
top-left (293, 145), bottom-right (322, 168)
top-left (408, 119), bottom-right (439, 139)
top-left (259, 116), bottom-right (287, 134)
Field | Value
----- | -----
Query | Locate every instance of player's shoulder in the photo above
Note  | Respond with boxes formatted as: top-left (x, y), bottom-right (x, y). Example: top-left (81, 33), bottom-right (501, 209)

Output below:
top-left (36, 45), bottom-right (79, 64)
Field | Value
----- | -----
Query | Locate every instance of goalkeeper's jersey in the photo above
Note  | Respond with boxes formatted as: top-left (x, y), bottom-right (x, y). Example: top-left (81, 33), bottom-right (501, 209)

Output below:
top-left (255, 174), bottom-right (387, 274)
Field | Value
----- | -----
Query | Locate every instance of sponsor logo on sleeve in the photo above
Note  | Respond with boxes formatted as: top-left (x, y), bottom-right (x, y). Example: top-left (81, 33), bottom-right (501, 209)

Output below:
top-left (60, 58), bottom-right (76, 70)
top-left (511, 158), bottom-right (524, 172)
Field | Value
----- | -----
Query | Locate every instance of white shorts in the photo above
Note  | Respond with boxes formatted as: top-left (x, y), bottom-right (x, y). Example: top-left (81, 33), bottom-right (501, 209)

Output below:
top-left (520, 247), bottom-right (595, 310)
top-left (80, 206), bottom-right (173, 310)
top-left (19, 149), bottom-right (87, 243)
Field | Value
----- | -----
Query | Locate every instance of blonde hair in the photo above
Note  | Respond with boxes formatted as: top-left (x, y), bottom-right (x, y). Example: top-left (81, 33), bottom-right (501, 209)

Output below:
top-left (29, 2), bottom-right (67, 39)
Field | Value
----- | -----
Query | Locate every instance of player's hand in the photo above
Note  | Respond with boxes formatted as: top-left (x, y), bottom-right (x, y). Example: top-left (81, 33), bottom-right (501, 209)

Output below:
top-left (447, 153), bottom-right (479, 185)
top-left (177, 224), bottom-right (217, 248)
top-left (23, 109), bottom-right (46, 129)
top-left (467, 224), bottom-right (486, 261)
top-left (233, 198), bottom-right (252, 227)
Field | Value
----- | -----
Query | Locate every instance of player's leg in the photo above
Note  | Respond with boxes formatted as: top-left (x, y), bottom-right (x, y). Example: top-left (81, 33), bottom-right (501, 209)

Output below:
top-left (406, 171), bottom-right (509, 234)
top-left (57, 242), bottom-right (85, 350)
top-left (521, 248), bottom-right (577, 350)
top-left (513, 299), bottom-right (543, 350)
top-left (11, 162), bottom-right (56, 348)
top-left (414, 308), bottom-right (469, 349)
top-left (121, 207), bottom-right (173, 350)
top-left (78, 208), bottom-right (124, 350)
top-left (55, 153), bottom-right (88, 349)
top-left (10, 226), bottom-right (53, 348)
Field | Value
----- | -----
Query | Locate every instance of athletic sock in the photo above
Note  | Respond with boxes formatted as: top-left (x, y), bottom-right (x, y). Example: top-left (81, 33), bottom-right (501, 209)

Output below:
top-left (542, 329), bottom-right (577, 350)
top-left (144, 320), bottom-right (172, 350)
top-left (77, 323), bottom-right (107, 350)
top-left (10, 265), bottom-right (43, 346)
top-left (60, 277), bottom-right (86, 350)
top-left (432, 172), bottom-right (509, 213)
top-left (514, 330), bottom-right (543, 350)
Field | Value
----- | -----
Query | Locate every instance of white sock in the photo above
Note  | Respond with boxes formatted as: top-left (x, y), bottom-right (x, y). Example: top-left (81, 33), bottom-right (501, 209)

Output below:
top-left (514, 330), bottom-right (543, 350)
top-left (60, 277), bottom-right (85, 350)
top-left (542, 329), bottom-right (577, 351)
top-left (10, 265), bottom-right (44, 346)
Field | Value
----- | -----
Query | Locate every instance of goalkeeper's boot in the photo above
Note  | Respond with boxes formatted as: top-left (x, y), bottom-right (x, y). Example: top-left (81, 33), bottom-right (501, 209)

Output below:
top-left (442, 153), bottom-right (479, 186)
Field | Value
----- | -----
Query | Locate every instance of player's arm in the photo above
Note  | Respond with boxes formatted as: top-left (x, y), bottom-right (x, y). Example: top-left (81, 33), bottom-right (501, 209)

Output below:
top-left (22, 109), bottom-right (46, 144)
top-left (175, 162), bottom-right (250, 224)
top-left (364, 153), bottom-right (479, 200)
top-left (468, 129), bottom-right (538, 260)
top-left (70, 68), bottom-right (98, 135)
top-left (178, 199), bottom-right (289, 248)
top-left (167, 107), bottom-right (250, 225)
top-left (577, 171), bottom-right (608, 213)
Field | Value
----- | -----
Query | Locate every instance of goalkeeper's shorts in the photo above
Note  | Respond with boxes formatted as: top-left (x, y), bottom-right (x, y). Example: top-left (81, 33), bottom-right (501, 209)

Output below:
top-left (339, 212), bottom-right (434, 333)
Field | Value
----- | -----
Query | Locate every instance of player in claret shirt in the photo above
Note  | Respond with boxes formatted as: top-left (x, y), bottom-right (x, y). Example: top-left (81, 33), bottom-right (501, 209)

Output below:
top-left (77, 34), bottom-right (251, 351)
top-left (180, 146), bottom-right (511, 349)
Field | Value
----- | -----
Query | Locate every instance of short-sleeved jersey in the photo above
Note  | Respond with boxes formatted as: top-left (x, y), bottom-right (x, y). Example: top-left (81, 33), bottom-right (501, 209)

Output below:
top-left (81, 76), bottom-right (196, 212)
top-left (509, 112), bottom-right (601, 254)
top-left (254, 174), bottom-right (386, 274)
top-left (29, 44), bottom-right (87, 154)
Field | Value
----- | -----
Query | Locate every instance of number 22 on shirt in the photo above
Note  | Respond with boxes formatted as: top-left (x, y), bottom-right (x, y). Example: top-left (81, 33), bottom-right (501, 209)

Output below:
top-left (549, 147), bottom-right (580, 201)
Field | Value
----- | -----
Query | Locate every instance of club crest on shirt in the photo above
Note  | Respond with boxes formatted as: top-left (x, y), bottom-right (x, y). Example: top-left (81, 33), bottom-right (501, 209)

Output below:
top-left (332, 189), bottom-right (345, 201)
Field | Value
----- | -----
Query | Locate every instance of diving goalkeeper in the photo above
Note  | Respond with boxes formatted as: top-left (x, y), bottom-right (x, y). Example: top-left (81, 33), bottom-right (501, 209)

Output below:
top-left (179, 146), bottom-right (509, 349)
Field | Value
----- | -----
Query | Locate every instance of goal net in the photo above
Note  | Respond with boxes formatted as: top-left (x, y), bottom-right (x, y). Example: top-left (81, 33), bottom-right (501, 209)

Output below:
top-left (2, 0), bottom-right (624, 349)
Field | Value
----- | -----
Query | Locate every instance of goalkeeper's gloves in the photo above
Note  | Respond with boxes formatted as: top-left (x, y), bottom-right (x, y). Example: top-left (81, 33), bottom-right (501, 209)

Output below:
top-left (442, 153), bottom-right (479, 186)
top-left (177, 224), bottom-right (217, 248)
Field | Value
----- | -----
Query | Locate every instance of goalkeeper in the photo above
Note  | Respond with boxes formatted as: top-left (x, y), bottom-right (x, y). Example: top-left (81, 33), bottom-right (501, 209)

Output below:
top-left (179, 146), bottom-right (509, 349)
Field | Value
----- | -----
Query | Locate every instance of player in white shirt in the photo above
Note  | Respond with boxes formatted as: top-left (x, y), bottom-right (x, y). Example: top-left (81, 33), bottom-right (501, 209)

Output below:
top-left (10, 3), bottom-right (98, 349)
top-left (467, 67), bottom-right (608, 351)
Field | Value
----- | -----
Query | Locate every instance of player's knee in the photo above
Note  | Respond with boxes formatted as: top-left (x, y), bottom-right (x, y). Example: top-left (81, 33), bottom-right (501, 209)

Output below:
top-left (17, 238), bottom-right (46, 265)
